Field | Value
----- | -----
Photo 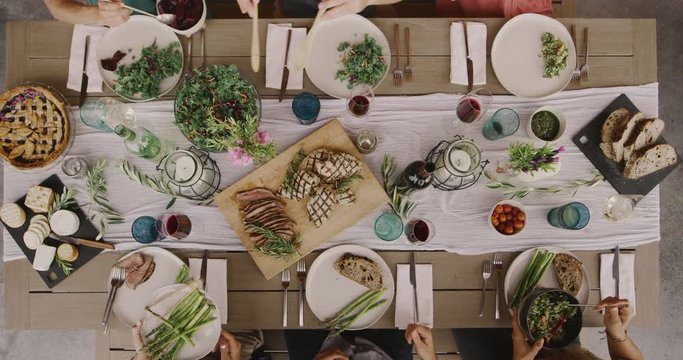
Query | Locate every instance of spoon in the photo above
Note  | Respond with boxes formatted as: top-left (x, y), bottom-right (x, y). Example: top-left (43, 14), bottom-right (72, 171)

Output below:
top-left (123, 4), bottom-right (177, 25)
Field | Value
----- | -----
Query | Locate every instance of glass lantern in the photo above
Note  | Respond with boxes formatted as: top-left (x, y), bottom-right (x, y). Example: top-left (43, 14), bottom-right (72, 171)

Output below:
top-left (426, 135), bottom-right (489, 191)
top-left (157, 146), bottom-right (221, 201)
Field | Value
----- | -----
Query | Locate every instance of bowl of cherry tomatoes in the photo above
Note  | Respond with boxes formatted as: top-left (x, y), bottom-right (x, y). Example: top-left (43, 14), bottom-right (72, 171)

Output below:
top-left (489, 200), bottom-right (526, 236)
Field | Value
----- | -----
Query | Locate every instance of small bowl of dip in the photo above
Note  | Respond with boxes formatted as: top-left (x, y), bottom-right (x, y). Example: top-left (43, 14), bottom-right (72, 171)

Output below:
top-left (528, 106), bottom-right (566, 142)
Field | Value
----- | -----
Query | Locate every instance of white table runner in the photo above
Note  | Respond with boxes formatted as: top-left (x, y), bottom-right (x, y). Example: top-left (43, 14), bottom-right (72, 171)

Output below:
top-left (3, 84), bottom-right (660, 261)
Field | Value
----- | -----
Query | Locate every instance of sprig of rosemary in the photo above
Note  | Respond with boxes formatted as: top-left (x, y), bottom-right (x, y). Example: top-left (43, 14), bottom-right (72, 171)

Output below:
top-left (85, 159), bottom-right (124, 240)
top-left (50, 187), bottom-right (77, 215)
top-left (282, 149), bottom-right (307, 193)
top-left (55, 256), bottom-right (74, 276)
top-left (381, 154), bottom-right (417, 219)
top-left (248, 224), bottom-right (301, 259)
top-left (335, 174), bottom-right (364, 194)
top-left (484, 171), bottom-right (605, 199)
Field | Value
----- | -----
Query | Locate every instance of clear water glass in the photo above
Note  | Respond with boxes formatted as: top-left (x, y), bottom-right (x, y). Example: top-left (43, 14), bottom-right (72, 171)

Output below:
top-left (482, 108), bottom-right (520, 140)
top-left (80, 97), bottom-right (135, 132)
top-left (547, 202), bottom-right (591, 230)
top-left (292, 92), bottom-right (321, 125)
top-left (355, 130), bottom-right (377, 154)
top-left (374, 213), bottom-right (403, 241)
top-left (604, 194), bottom-right (643, 222)
top-left (61, 157), bottom-right (89, 178)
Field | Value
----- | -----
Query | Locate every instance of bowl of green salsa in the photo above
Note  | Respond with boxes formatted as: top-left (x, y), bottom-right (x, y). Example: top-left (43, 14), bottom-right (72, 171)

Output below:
top-left (529, 106), bottom-right (566, 142)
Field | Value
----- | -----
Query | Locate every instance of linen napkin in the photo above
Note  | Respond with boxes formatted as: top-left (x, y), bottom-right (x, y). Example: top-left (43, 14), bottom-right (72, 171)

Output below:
top-left (266, 24), bottom-right (306, 89)
top-left (450, 22), bottom-right (487, 86)
top-left (189, 258), bottom-right (228, 323)
top-left (67, 24), bottom-right (107, 93)
top-left (600, 253), bottom-right (636, 315)
top-left (395, 264), bottom-right (433, 329)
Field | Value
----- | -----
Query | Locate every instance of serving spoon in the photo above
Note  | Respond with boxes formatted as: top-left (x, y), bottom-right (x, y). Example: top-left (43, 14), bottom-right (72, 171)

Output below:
top-left (122, 4), bottom-right (177, 25)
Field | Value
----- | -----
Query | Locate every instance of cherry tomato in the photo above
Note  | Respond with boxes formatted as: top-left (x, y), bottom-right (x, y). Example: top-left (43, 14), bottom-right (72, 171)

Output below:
top-left (514, 220), bottom-right (525, 230)
top-left (503, 205), bottom-right (512, 213)
top-left (516, 212), bottom-right (526, 221)
top-left (497, 224), bottom-right (506, 233)
top-left (492, 218), bottom-right (499, 226)
top-left (499, 214), bottom-right (507, 222)
top-left (511, 207), bottom-right (520, 215)
top-left (504, 226), bottom-right (514, 234)
top-left (495, 205), bottom-right (504, 214)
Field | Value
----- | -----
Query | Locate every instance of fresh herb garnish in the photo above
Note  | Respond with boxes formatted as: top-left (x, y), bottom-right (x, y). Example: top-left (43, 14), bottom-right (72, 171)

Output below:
top-left (335, 174), bottom-right (363, 193)
top-left (381, 154), bottom-right (416, 219)
top-left (55, 256), bottom-right (74, 276)
top-left (508, 143), bottom-right (563, 175)
top-left (50, 187), bottom-right (77, 215)
top-left (113, 42), bottom-right (183, 99)
top-left (248, 224), bottom-right (301, 259)
top-left (484, 171), bottom-right (604, 199)
top-left (282, 149), bottom-right (307, 193)
top-left (212, 113), bottom-right (277, 166)
top-left (335, 34), bottom-right (387, 90)
top-left (540, 32), bottom-right (569, 78)
top-left (85, 159), bottom-right (124, 240)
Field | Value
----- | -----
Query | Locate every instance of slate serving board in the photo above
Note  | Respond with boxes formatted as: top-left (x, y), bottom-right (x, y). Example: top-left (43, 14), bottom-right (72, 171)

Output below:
top-left (1, 175), bottom-right (103, 288)
top-left (572, 94), bottom-right (680, 196)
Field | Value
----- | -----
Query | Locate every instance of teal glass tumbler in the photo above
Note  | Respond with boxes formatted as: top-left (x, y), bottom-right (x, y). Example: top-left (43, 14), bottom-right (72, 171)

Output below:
top-left (132, 216), bottom-right (162, 244)
top-left (482, 108), bottom-right (520, 140)
top-left (374, 213), bottom-right (404, 241)
top-left (292, 92), bottom-right (321, 125)
top-left (547, 202), bottom-right (590, 230)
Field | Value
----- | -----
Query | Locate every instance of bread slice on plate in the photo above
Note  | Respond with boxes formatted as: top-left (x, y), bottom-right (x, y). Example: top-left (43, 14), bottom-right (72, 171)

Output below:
top-left (624, 143), bottom-right (678, 179)
top-left (612, 112), bottom-right (645, 163)
top-left (552, 253), bottom-right (584, 296)
top-left (600, 108), bottom-right (631, 160)
top-left (623, 118), bottom-right (665, 162)
top-left (334, 253), bottom-right (383, 290)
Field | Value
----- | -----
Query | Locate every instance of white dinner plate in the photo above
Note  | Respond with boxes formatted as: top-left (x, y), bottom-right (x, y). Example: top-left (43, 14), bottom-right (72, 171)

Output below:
top-left (305, 14), bottom-right (391, 98)
top-left (491, 14), bottom-right (576, 98)
top-left (504, 246), bottom-right (591, 312)
top-left (97, 15), bottom-right (184, 102)
top-left (112, 247), bottom-right (185, 326)
top-left (306, 244), bottom-right (394, 330)
top-left (141, 284), bottom-right (221, 360)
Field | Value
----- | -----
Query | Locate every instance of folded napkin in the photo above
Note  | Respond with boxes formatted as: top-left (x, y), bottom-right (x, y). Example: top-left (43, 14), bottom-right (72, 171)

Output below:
top-left (189, 258), bottom-right (228, 323)
top-left (266, 24), bottom-right (306, 90)
top-left (395, 264), bottom-right (433, 329)
top-left (450, 22), bottom-right (487, 86)
top-left (67, 25), bottom-right (107, 93)
top-left (600, 253), bottom-right (636, 315)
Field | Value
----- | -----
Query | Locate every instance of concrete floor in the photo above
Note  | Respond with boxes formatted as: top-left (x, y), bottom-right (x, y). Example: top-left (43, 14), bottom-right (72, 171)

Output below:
top-left (0, 0), bottom-right (682, 359)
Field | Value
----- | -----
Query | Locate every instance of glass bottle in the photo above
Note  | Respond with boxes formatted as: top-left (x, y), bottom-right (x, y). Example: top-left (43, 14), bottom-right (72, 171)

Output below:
top-left (115, 125), bottom-right (166, 161)
top-left (397, 160), bottom-right (436, 190)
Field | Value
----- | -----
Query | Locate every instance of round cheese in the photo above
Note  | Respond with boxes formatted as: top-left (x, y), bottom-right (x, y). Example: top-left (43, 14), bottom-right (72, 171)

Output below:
top-left (49, 210), bottom-right (80, 236)
top-left (57, 243), bottom-right (79, 262)
top-left (30, 214), bottom-right (48, 225)
top-left (1, 203), bottom-right (26, 228)
top-left (23, 229), bottom-right (42, 250)
top-left (29, 221), bottom-right (50, 240)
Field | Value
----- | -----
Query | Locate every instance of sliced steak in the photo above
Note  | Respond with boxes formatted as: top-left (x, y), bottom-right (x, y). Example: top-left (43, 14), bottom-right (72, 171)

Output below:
top-left (236, 188), bottom-right (278, 205)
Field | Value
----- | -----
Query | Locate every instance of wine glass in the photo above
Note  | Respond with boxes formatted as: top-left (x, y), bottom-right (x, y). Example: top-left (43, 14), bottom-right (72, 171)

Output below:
top-left (347, 83), bottom-right (374, 118)
top-left (456, 88), bottom-right (492, 124)
top-left (604, 194), bottom-right (643, 222)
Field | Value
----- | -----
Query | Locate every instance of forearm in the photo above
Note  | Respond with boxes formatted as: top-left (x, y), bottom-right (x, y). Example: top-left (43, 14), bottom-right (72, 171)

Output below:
top-left (607, 334), bottom-right (643, 360)
top-left (43, 0), bottom-right (103, 26)
top-left (367, 0), bottom-right (402, 6)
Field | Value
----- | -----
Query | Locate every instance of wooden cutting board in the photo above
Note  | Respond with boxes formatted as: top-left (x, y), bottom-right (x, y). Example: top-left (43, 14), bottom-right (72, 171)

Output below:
top-left (215, 119), bottom-right (390, 279)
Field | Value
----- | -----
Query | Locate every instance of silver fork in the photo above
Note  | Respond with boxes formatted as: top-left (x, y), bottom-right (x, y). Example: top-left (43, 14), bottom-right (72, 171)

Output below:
top-left (297, 259), bottom-right (307, 327)
top-left (102, 267), bottom-right (126, 333)
top-left (570, 25), bottom-right (581, 84)
top-left (493, 253), bottom-right (503, 320)
top-left (580, 27), bottom-right (589, 81)
top-left (404, 27), bottom-right (413, 81)
top-left (392, 24), bottom-right (403, 88)
top-left (282, 269), bottom-right (291, 328)
top-left (478, 260), bottom-right (491, 318)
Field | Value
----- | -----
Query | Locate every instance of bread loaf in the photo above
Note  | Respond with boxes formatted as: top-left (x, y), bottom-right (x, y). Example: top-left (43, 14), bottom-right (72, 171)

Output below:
top-left (612, 112), bottom-right (645, 162)
top-left (624, 144), bottom-right (678, 179)
top-left (334, 253), bottom-right (383, 290)
top-left (622, 118), bottom-right (665, 162)
top-left (600, 108), bottom-right (631, 160)
top-left (552, 253), bottom-right (584, 296)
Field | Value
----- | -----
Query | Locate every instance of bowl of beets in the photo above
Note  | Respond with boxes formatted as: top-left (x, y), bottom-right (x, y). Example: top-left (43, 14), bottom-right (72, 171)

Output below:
top-left (156, 0), bottom-right (206, 36)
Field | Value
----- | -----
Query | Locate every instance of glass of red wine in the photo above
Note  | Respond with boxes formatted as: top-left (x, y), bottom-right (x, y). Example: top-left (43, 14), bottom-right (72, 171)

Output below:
top-left (456, 88), bottom-right (492, 124)
top-left (405, 219), bottom-right (435, 245)
top-left (347, 83), bottom-right (375, 118)
top-left (156, 213), bottom-right (192, 241)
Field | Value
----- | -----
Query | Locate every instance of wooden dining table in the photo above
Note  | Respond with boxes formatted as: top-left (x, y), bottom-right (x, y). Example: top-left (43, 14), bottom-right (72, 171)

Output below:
top-left (4, 17), bottom-right (659, 359)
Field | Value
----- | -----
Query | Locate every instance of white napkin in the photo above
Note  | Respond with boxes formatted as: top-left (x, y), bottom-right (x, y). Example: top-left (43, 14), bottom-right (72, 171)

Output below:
top-left (266, 24), bottom-right (306, 89)
top-left (450, 22), bottom-right (487, 86)
top-left (395, 264), bottom-right (433, 329)
top-left (600, 253), bottom-right (636, 315)
top-left (67, 24), bottom-right (107, 93)
top-left (189, 258), bottom-right (228, 323)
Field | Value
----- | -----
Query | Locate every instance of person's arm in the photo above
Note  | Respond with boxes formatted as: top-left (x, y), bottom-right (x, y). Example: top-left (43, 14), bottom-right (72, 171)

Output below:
top-left (511, 311), bottom-right (544, 360)
top-left (43, 0), bottom-right (131, 26)
top-left (236, 0), bottom-right (260, 18)
top-left (594, 297), bottom-right (643, 360)
top-left (318, 0), bottom-right (402, 20)
top-left (405, 324), bottom-right (437, 360)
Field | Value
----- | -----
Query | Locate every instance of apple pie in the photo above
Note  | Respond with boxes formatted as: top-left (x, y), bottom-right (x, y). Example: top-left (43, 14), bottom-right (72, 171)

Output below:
top-left (0, 85), bottom-right (70, 169)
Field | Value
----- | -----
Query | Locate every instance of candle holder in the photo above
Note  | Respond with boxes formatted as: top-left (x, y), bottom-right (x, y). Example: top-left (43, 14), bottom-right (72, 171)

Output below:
top-left (425, 135), bottom-right (489, 191)
top-left (157, 146), bottom-right (221, 201)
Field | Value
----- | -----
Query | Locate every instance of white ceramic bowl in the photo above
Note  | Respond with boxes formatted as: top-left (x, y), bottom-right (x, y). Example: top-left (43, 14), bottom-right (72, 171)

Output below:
top-left (156, 0), bottom-right (207, 37)
top-left (527, 106), bottom-right (566, 142)
top-left (488, 199), bottom-right (527, 237)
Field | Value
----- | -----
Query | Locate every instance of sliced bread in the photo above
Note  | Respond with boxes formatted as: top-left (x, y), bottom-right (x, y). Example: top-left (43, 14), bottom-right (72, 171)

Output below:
top-left (334, 253), bottom-right (383, 290)
top-left (624, 143), bottom-right (678, 179)
top-left (623, 118), bottom-right (665, 162)
top-left (612, 112), bottom-right (645, 163)
top-left (552, 253), bottom-right (584, 296)
top-left (600, 108), bottom-right (631, 160)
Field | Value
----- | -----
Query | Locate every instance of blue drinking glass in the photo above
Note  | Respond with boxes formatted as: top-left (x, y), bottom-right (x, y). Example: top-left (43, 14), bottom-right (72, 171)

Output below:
top-left (132, 216), bottom-right (162, 244)
top-left (482, 108), bottom-right (520, 140)
top-left (292, 92), bottom-right (321, 125)
top-left (547, 202), bottom-right (591, 230)
top-left (374, 213), bottom-right (404, 241)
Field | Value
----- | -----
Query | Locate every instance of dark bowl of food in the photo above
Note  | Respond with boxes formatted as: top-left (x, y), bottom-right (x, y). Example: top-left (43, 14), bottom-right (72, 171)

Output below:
top-left (156, 0), bottom-right (206, 36)
top-left (528, 106), bottom-right (566, 142)
top-left (519, 288), bottom-right (582, 349)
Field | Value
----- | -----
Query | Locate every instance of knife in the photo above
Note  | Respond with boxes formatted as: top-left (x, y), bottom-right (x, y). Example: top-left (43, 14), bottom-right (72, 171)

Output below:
top-left (200, 249), bottom-right (208, 291)
top-left (410, 251), bottom-right (419, 324)
top-left (79, 35), bottom-right (90, 107)
top-left (49, 232), bottom-right (114, 250)
top-left (279, 29), bottom-right (293, 103)
top-left (613, 246), bottom-right (620, 298)
top-left (462, 22), bottom-right (474, 92)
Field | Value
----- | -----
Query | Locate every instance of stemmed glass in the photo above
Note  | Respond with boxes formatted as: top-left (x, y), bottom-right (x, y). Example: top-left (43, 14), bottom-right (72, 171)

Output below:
top-left (456, 88), bottom-right (492, 124)
top-left (347, 83), bottom-right (375, 118)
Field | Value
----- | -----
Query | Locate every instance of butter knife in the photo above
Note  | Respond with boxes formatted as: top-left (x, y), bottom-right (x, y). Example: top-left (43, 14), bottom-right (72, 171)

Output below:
top-left (200, 250), bottom-right (208, 291)
top-left (613, 246), bottom-right (620, 298)
top-left (79, 35), bottom-right (90, 107)
top-left (462, 22), bottom-right (474, 92)
top-left (410, 251), bottom-right (419, 324)
top-left (279, 29), bottom-right (293, 103)
top-left (49, 232), bottom-right (115, 250)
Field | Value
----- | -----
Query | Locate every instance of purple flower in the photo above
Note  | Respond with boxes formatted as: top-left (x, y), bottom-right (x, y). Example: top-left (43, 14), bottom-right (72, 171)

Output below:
top-left (552, 157), bottom-right (560, 163)
top-left (255, 129), bottom-right (272, 145)
top-left (556, 146), bottom-right (565, 153)
top-left (240, 154), bottom-right (254, 166)
top-left (228, 147), bottom-right (246, 164)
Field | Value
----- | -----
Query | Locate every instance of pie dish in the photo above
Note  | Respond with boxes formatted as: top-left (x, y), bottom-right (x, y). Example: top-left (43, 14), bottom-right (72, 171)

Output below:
top-left (0, 85), bottom-right (71, 169)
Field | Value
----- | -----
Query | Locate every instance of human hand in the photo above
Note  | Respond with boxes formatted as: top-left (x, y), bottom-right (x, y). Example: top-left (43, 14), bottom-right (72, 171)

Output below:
top-left (131, 322), bottom-right (149, 360)
top-left (405, 324), bottom-right (436, 360)
top-left (214, 330), bottom-right (242, 360)
top-left (511, 311), bottom-right (544, 360)
top-left (318, 0), bottom-right (372, 20)
top-left (97, 0), bottom-right (131, 27)
top-left (315, 349), bottom-right (349, 360)
top-left (594, 297), bottom-right (633, 339)
top-left (236, 0), bottom-right (260, 18)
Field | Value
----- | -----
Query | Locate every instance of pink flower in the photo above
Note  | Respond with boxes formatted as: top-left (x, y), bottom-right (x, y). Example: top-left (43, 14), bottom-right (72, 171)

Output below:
top-left (236, 139), bottom-right (244, 146)
top-left (556, 146), bottom-right (565, 153)
top-left (240, 154), bottom-right (254, 166)
top-left (255, 129), bottom-right (272, 145)
top-left (228, 147), bottom-right (254, 167)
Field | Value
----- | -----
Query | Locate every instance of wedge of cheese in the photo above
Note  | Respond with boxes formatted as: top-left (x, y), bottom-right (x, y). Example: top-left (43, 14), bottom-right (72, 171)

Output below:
top-left (33, 244), bottom-right (56, 271)
top-left (25, 186), bottom-right (55, 214)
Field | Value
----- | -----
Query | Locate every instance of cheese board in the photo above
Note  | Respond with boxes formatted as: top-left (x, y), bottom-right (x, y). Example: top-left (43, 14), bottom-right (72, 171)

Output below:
top-left (215, 119), bottom-right (389, 279)
top-left (1, 174), bottom-right (105, 288)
